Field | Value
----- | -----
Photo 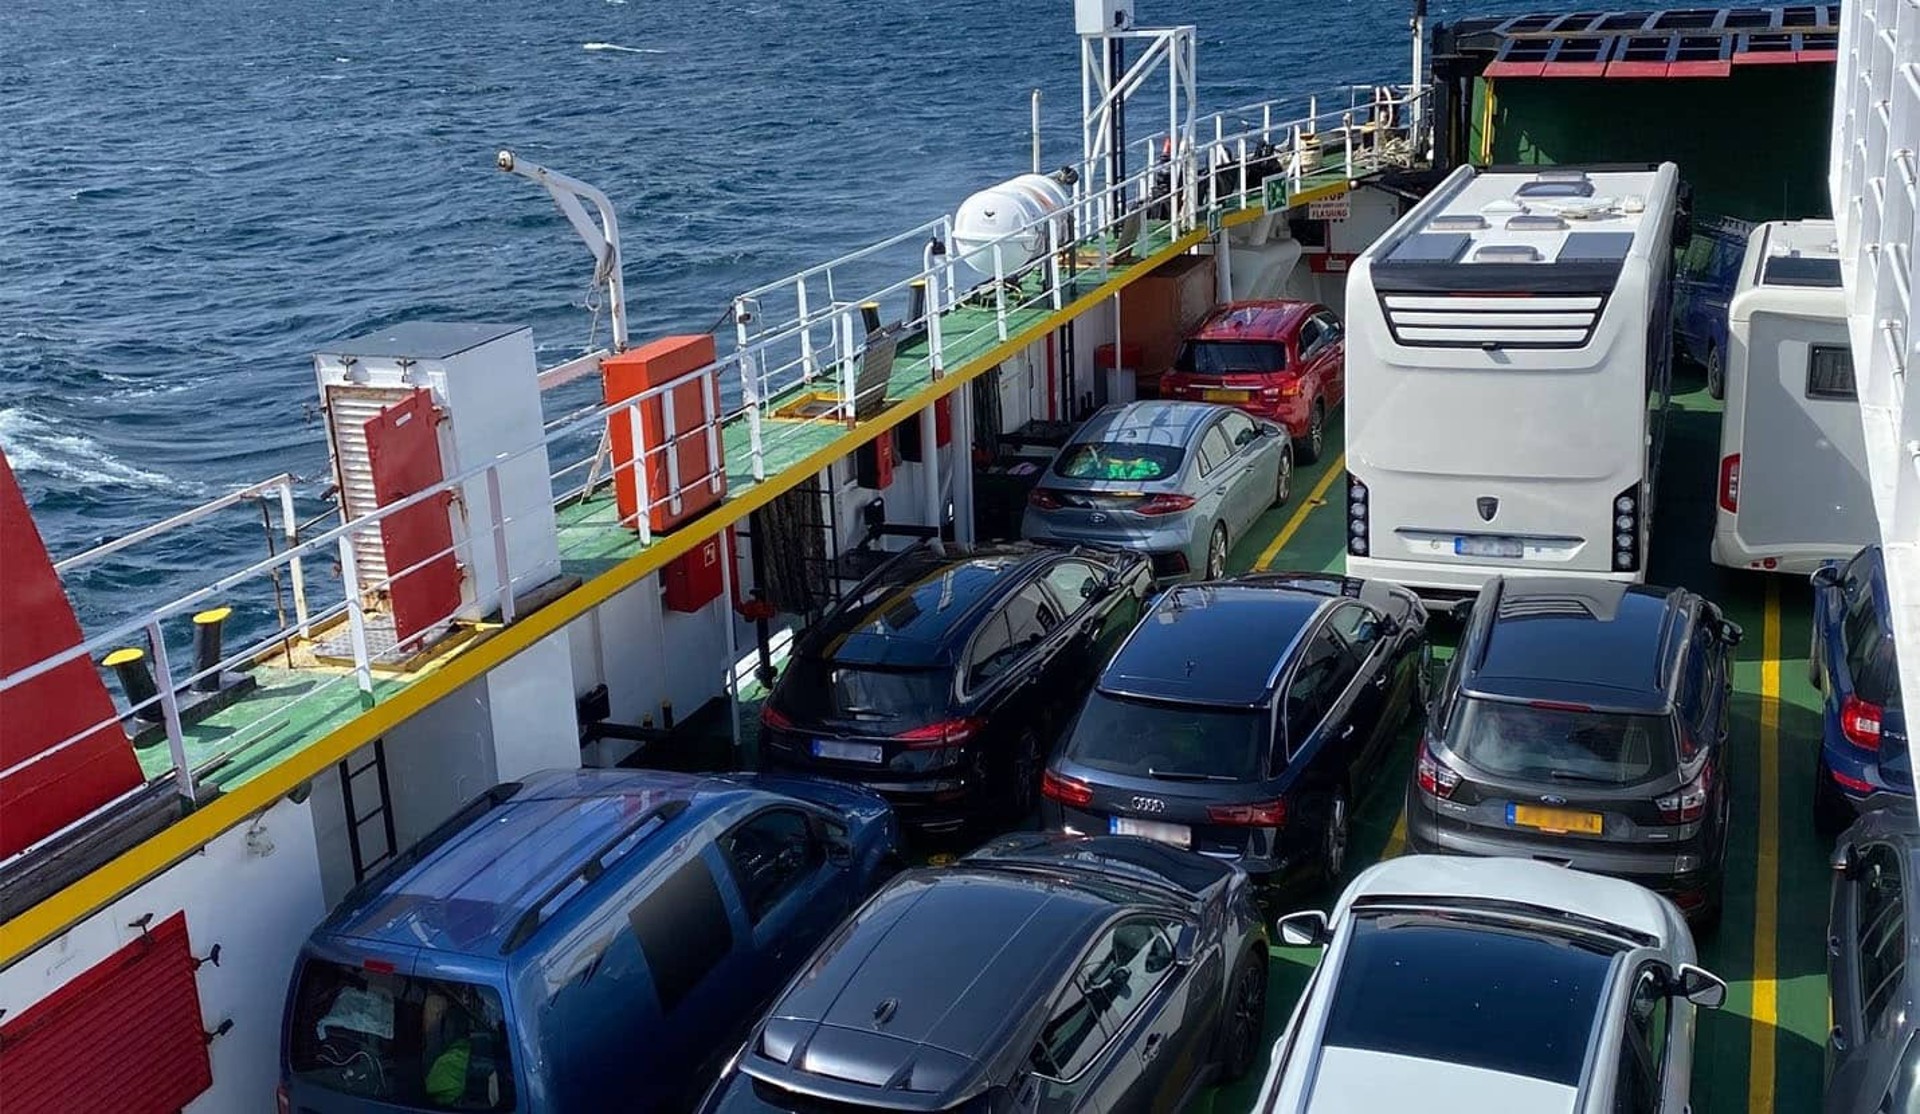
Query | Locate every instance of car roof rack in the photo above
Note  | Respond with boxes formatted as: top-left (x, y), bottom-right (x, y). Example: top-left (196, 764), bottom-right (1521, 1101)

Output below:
top-left (501, 798), bottom-right (691, 954)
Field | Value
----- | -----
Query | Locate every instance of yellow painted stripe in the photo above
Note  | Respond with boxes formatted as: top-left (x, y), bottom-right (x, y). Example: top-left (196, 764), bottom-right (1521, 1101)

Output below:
top-left (1749, 579), bottom-right (1782, 1113)
top-left (1383, 807), bottom-right (1408, 858)
top-left (0, 223), bottom-right (1222, 971)
top-left (1254, 452), bottom-right (1345, 571)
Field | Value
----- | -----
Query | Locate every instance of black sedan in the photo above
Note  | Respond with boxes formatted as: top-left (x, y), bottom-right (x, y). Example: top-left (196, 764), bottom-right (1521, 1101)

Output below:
top-left (758, 541), bottom-right (1155, 833)
top-left (1042, 573), bottom-right (1429, 890)
top-left (696, 833), bottom-right (1271, 1114)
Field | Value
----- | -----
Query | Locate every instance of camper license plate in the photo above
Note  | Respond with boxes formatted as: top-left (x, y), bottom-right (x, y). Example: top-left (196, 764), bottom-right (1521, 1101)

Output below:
top-left (1111, 816), bottom-right (1193, 848)
top-left (813, 740), bottom-right (884, 764)
top-left (1455, 536), bottom-right (1524, 559)
top-left (1202, 388), bottom-right (1250, 403)
top-left (1509, 804), bottom-right (1603, 836)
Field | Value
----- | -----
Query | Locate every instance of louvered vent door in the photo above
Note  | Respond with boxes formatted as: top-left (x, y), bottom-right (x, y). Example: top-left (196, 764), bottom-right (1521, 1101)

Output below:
top-left (325, 385), bottom-right (414, 597)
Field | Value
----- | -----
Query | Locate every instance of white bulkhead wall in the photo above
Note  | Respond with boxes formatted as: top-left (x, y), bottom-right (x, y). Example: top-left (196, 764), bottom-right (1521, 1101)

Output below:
top-left (0, 796), bottom-right (327, 1113)
top-left (567, 570), bottom-right (731, 745)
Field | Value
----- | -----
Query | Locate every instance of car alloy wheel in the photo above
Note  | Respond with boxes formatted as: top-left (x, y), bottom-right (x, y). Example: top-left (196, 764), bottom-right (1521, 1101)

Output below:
top-left (1206, 524), bottom-right (1228, 581)
top-left (1273, 445), bottom-right (1293, 507)
top-left (1707, 346), bottom-right (1724, 400)
top-left (1321, 790), bottom-right (1350, 883)
top-left (1299, 401), bottom-right (1325, 464)
top-left (1222, 951), bottom-right (1269, 1081)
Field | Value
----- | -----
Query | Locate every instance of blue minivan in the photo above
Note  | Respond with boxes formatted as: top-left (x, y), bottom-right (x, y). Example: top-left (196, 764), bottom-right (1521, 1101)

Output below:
top-left (1673, 215), bottom-right (1753, 400)
top-left (1812, 544), bottom-right (1911, 834)
top-left (279, 769), bottom-right (899, 1113)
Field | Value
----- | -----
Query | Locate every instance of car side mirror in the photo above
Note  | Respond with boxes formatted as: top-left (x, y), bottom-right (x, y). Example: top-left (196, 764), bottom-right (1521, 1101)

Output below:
top-left (1811, 565), bottom-right (1841, 590)
top-left (1448, 599), bottom-right (1474, 624)
top-left (1671, 964), bottom-right (1726, 1010)
top-left (1277, 909), bottom-right (1331, 948)
top-left (1081, 577), bottom-right (1103, 600)
top-left (1834, 841), bottom-right (1865, 880)
top-left (1173, 923), bottom-right (1200, 966)
top-left (1718, 619), bottom-right (1743, 647)
top-left (1260, 421), bottom-right (1285, 438)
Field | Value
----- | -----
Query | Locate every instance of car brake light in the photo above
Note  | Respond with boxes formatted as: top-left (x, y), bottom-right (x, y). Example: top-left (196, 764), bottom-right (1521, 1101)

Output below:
top-left (1656, 759), bottom-right (1713, 823)
top-left (362, 958), bottom-right (396, 974)
top-left (277, 1084), bottom-right (291, 1114)
top-left (1207, 799), bottom-right (1287, 827)
top-left (1841, 695), bottom-right (1883, 750)
top-left (896, 717), bottom-right (982, 749)
top-left (1137, 493), bottom-right (1197, 516)
top-left (1042, 770), bottom-right (1093, 808)
top-left (761, 704), bottom-right (793, 731)
top-left (1528, 699), bottom-right (1594, 713)
top-left (1416, 740), bottom-right (1461, 799)
top-left (1274, 375), bottom-right (1303, 398)
top-left (1028, 488), bottom-right (1064, 511)
top-left (1718, 454), bottom-right (1741, 513)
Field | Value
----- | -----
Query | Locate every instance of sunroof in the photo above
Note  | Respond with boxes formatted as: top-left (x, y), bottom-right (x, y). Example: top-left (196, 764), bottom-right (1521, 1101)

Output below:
top-left (1389, 232), bottom-right (1472, 264)
top-left (1559, 232), bottom-right (1635, 262)
top-left (1762, 255), bottom-right (1842, 288)
top-left (1517, 178), bottom-right (1596, 199)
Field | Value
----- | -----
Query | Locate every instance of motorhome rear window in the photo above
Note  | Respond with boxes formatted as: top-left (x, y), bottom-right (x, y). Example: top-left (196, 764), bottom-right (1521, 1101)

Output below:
top-left (288, 961), bottom-right (516, 1110)
top-left (1807, 345), bottom-right (1858, 401)
top-left (1762, 255), bottom-right (1842, 287)
top-left (1175, 340), bottom-right (1287, 375)
top-left (1053, 442), bottom-right (1185, 482)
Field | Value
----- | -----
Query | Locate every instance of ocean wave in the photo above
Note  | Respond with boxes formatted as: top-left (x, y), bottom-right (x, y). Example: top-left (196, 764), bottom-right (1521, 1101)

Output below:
top-left (582, 42), bottom-right (664, 54)
top-left (0, 407), bottom-right (200, 493)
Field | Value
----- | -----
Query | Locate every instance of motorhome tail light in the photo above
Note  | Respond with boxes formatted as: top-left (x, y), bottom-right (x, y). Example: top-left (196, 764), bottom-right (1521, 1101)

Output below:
top-left (1841, 695), bottom-right (1884, 750)
top-left (1028, 488), bottom-right (1065, 511)
top-left (1415, 739), bottom-right (1461, 799)
top-left (1612, 482), bottom-right (1642, 572)
top-left (1346, 474), bottom-right (1369, 557)
top-left (1207, 799), bottom-right (1288, 827)
top-left (1657, 758), bottom-right (1714, 823)
top-left (1137, 493), bottom-right (1198, 516)
top-left (1718, 454), bottom-right (1741, 513)
top-left (896, 717), bottom-right (983, 749)
top-left (1042, 769), bottom-right (1094, 808)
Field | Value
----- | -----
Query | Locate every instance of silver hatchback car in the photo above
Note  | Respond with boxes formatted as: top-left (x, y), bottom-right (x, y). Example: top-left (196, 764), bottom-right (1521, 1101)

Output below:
top-left (1021, 401), bottom-right (1293, 581)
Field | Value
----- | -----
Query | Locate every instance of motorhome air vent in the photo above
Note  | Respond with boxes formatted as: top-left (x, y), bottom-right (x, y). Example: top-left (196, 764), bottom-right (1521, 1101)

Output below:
top-left (1474, 244), bottom-right (1543, 263)
top-left (1517, 173), bottom-right (1596, 199)
top-left (1431, 214), bottom-right (1489, 232)
top-left (1506, 214), bottom-right (1569, 231)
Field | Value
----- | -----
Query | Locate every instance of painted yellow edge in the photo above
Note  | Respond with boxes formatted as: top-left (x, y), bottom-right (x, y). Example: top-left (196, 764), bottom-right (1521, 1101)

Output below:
top-left (0, 223), bottom-right (1217, 969)
top-left (1254, 452), bottom-right (1346, 571)
top-left (1748, 579), bottom-right (1782, 1112)
top-left (1382, 808), bottom-right (1408, 859)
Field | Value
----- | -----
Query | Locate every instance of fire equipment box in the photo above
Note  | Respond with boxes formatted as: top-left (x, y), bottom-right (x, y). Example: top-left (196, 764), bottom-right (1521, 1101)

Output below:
top-left (857, 430), bottom-right (897, 490)
top-left (664, 532), bottom-right (727, 613)
top-left (603, 335), bottom-right (726, 534)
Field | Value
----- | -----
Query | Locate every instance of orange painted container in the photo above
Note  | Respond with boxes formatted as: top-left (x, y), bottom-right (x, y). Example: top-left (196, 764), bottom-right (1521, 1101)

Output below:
top-left (602, 335), bottom-right (726, 534)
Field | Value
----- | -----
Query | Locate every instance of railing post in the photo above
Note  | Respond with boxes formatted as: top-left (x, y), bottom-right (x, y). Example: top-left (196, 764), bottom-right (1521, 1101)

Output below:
top-left (1237, 137), bottom-right (1248, 208)
top-left (279, 480), bottom-right (310, 637)
top-left (146, 620), bottom-right (195, 802)
top-left (662, 389), bottom-right (684, 516)
top-left (839, 309), bottom-right (859, 422)
top-left (701, 363), bottom-right (723, 494)
top-left (925, 264), bottom-right (946, 378)
top-left (335, 537), bottom-right (376, 705)
top-left (992, 244), bottom-right (1009, 342)
top-left (1047, 219), bottom-right (1063, 311)
top-left (1344, 110), bottom-right (1354, 180)
top-left (797, 279), bottom-right (816, 383)
top-left (484, 464), bottom-right (515, 625)
top-left (625, 401), bottom-right (654, 546)
top-left (1263, 103), bottom-right (1272, 146)
top-left (741, 353), bottom-right (767, 481)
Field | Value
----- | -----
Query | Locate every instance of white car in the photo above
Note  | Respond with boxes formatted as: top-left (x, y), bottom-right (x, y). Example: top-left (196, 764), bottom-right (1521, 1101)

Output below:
top-left (1255, 855), bottom-right (1725, 1114)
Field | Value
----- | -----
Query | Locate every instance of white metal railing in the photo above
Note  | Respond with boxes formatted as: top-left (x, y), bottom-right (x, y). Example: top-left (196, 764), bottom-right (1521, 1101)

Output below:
top-left (0, 77), bottom-right (1423, 871)
top-left (1830, 0), bottom-right (1920, 720)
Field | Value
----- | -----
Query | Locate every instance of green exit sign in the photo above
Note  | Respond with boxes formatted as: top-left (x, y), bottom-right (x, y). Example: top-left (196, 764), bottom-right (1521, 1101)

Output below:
top-left (1262, 176), bottom-right (1290, 213)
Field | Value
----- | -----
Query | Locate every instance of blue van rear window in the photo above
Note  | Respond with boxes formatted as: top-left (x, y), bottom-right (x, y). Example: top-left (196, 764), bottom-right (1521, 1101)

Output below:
top-left (288, 961), bottom-right (516, 1110)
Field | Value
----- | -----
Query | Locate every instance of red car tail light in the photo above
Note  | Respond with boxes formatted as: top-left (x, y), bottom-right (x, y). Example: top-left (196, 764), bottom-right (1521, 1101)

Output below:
top-left (1042, 770), bottom-right (1093, 808)
top-left (1137, 493), bottom-right (1197, 516)
top-left (1718, 454), bottom-right (1741, 513)
top-left (1207, 799), bottom-right (1287, 827)
top-left (1656, 759), bottom-right (1714, 823)
top-left (1416, 739), bottom-right (1461, 799)
top-left (1841, 695), bottom-right (1883, 750)
top-left (896, 717), bottom-right (982, 749)
top-left (761, 704), bottom-right (794, 731)
top-left (1028, 488), bottom-right (1064, 511)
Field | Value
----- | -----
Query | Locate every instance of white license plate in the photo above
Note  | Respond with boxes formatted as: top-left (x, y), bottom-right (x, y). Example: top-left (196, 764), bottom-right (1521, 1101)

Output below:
top-left (1110, 816), bottom-right (1192, 848)
top-left (812, 739), bottom-right (884, 763)
top-left (1455, 535), bottom-right (1523, 559)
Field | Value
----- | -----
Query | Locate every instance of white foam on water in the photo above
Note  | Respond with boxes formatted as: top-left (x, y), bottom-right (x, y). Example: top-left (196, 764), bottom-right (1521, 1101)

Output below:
top-left (582, 42), bottom-right (664, 54)
top-left (0, 407), bottom-right (200, 493)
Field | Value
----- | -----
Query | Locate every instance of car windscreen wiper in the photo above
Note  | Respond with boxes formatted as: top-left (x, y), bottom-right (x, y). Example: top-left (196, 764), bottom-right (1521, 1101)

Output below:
top-left (1545, 768), bottom-right (1616, 784)
top-left (1146, 768), bottom-right (1239, 782)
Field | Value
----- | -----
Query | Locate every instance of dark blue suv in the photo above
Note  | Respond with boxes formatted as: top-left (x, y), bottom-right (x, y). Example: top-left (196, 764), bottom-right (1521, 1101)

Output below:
top-left (1673, 215), bottom-right (1752, 400)
top-left (1812, 545), bottom-right (1911, 833)
top-left (280, 769), bottom-right (899, 1113)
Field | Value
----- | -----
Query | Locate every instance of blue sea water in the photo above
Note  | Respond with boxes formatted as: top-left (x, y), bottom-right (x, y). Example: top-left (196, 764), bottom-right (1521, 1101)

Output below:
top-left (2, 0), bottom-right (1566, 637)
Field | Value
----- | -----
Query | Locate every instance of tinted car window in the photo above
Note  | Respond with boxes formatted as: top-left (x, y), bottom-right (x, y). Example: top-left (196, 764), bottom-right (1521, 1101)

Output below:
top-left (780, 657), bottom-right (948, 728)
top-left (1043, 559), bottom-right (1103, 613)
top-left (1220, 409), bottom-right (1257, 449)
top-left (630, 856), bottom-right (735, 1012)
top-left (720, 810), bottom-right (822, 924)
top-left (1844, 590), bottom-right (1899, 707)
top-left (1298, 317), bottom-right (1324, 354)
top-left (1079, 917), bottom-right (1178, 1032)
top-left (289, 963), bottom-right (516, 1110)
top-left (1857, 844), bottom-right (1908, 1032)
top-left (1054, 441), bottom-right (1184, 482)
top-left (1327, 603), bottom-right (1379, 651)
top-left (1198, 423), bottom-right (1234, 474)
top-left (1065, 691), bottom-right (1268, 781)
top-left (1175, 340), bottom-right (1286, 374)
top-left (1445, 698), bottom-right (1678, 785)
top-left (1622, 964), bottom-right (1670, 1108)
top-left (1006, 584), bottom-right (1062, 646)
top-left (967, 612), bottom-right (1017, 688)
top-left (1284, 628), bottom-right (1354, 752)
top-left (1321, 914), bottom-right (1615, 1085)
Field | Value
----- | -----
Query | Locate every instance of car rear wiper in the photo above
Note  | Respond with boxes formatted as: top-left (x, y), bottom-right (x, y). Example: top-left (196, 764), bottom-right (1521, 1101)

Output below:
top-left (1146, 768), bottom-right (1239, 782)
top-left (1546, 769), bottom-right (1614, 784)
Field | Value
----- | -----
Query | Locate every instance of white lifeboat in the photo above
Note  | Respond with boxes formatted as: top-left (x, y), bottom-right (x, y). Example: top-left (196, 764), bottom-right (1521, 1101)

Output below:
top-left (951, 172), bottom-right (1074, 277)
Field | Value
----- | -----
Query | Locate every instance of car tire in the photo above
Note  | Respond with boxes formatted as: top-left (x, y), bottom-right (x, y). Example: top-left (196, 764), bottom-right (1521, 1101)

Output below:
top-left (1814, 758), bottom-right (1853, 837)
top-left (1298, 400), bottom-right (1326, 464)
top-left (1219, 949), bottom-right (1270, 1082)
top-left (1204, 523), bottom-right (1229, 581)
top-left (1272, 443), bottom-right (1294, 508)
top-left (1319, 788), bottom-right (1351, 888)
top-left (1706, 345), bottom-right (1724, 401)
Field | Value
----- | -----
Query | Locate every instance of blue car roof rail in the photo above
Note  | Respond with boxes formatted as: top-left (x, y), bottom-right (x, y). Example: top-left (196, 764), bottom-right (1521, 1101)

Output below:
top-left (335, 780), bottom-right (526, 912)
top-left (500, 797), bottom-right (691, 954)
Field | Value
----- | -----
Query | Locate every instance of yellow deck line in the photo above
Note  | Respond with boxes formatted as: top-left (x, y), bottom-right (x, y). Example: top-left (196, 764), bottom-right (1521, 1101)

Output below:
top-left (1383, 807), bottom-right (1408, 858)
top-left (1254, 452), bottom-right (1345, 570)
top-left (1749, 579), bottom-right (1782, 1113)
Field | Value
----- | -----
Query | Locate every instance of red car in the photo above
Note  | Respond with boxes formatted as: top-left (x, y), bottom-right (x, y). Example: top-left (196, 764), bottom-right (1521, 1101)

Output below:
top-left (1160, 300), bottom-right (1345, 463)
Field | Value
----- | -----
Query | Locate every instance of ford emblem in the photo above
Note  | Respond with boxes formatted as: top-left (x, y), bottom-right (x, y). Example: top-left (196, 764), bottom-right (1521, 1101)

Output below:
top-left (1539, 794), bottom-right (1567, 805)
top-left (1089, 512), bottom-right (1108, 524)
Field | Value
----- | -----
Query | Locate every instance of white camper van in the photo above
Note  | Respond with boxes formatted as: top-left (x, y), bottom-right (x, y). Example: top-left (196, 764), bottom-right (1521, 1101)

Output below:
top-left (1711, 219), bottom-right (1875, 573)
top-left (1343, 163), bottom-right (1681, 599)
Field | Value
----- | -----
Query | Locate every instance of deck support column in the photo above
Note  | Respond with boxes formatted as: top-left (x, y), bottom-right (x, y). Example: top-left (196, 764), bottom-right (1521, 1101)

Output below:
top-left (919, 403), bottom-right (941, 536)
top-left (952, 380), bottom-right (976, 545)
top-left (1214, 225), bottom-right (1233, 302)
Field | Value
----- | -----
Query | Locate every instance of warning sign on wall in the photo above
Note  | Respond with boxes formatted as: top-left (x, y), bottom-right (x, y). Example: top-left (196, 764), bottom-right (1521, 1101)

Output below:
top-left (1307, 196), bottom-right (1351, 222)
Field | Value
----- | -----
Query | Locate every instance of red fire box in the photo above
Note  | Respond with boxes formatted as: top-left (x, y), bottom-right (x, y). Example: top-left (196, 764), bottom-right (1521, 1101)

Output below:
top-left (664, 531), bottom-right (727, 613)
top-left (603, 335), bottom-right (726, 534)
top-left (857, 429), bottom-right (896, 489)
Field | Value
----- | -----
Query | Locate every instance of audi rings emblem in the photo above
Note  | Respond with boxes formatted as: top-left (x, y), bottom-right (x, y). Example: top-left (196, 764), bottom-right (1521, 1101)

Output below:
top-left (1131, 796), bottom-right (1167, 813)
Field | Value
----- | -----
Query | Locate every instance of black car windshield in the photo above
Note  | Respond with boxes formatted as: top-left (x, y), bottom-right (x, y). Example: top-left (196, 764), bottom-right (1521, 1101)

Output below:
top-left (1175, 340), bottom-right (1286, 375)
top-left (288, 959), bottom-right (516, 1110)
top-left (1052, 441), bottom-right (1184, 483)
top-left (1445, 697), bottom-right (1676, 785)
top-left (1064, 691), bottom-right (1267, 781)
top-left (778, 657), bottom-right (947, 728)
top-left (1321, 913), bottom-right (1617, 1085)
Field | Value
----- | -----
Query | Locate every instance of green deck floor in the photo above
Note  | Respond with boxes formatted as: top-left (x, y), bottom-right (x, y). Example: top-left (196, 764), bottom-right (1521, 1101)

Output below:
top-left (133, 666), bottom-right (401, 791)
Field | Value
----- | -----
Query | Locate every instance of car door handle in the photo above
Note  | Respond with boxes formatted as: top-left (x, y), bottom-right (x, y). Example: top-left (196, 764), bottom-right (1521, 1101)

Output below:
top-left (1141, 1032), bottom-right (1166, 1063)
top-left (1339, 723), bottom-right (1355, 739)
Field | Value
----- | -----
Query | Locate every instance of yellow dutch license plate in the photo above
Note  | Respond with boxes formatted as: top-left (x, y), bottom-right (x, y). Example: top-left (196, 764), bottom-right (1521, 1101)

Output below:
top-left (1510, 804), bottom-right (1603, 835)
top-left (1202, 388), bottom-right (1249, 402)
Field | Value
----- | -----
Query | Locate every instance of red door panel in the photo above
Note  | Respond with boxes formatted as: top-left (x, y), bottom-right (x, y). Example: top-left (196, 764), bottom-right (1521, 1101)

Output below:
top-left (0, 912), bottom-right (214, 1114)
top-left (365, 390), bottom-right (462, 646)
